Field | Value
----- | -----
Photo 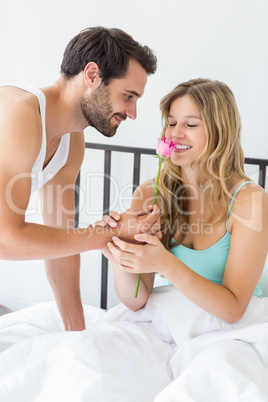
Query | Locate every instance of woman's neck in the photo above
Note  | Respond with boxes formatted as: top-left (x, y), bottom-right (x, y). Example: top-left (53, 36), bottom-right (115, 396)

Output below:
top-left (180, 166), bottom-right (200, 195)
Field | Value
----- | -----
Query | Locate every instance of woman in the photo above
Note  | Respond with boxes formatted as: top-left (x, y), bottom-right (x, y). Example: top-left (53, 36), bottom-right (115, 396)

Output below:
top-left (101, 78), bottom-right (268, 323)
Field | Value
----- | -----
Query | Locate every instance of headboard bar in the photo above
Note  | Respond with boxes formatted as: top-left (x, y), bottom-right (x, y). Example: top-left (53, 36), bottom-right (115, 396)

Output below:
top-left (133, 153), bottom-right (141, 192)
top-left (74, 171), bottom-right (80, 228)
top-left (100, 150), bottom-right (112, 308)
top-left (244, 157), bottom-right (267, 188)
top-left (103, 150), bottom-right (112, 214)
top-left (75, 143), bottom-right (268, 309)
top-left (85, 142), bottom-right (156, 155)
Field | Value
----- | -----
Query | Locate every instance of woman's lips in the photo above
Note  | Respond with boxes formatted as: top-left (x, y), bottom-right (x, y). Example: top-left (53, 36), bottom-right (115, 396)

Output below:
top-left (173, 143), bottom-right (193, 152)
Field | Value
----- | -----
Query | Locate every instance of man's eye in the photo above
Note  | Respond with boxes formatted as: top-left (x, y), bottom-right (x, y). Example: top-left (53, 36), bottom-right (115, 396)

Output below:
top-left (125, 94), bottom-right (133, 101)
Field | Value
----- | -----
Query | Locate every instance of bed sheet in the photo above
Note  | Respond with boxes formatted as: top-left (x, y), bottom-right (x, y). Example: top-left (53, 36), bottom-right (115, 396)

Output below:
top-left (0, 286), bottom-right (268, 402)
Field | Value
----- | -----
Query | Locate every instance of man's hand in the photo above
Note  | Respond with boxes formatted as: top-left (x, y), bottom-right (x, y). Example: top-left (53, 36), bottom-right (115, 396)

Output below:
top-left (95, 205), bottom-right (162, 243)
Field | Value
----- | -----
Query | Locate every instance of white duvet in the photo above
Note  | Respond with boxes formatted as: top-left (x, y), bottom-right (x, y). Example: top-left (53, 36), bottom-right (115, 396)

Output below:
top-left (0, 286), bottom-right (268, 402)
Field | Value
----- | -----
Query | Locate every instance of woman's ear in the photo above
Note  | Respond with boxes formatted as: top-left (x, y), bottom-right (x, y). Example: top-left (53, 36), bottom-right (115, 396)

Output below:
top-left (83, 62), bottom-right (100, 88)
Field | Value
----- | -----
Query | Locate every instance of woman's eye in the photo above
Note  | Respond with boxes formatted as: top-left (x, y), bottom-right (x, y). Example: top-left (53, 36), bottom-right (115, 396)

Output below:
top-left (168, 123), bottom-right (176, 127)
top-left (187, 124), bottom-right (197, 128)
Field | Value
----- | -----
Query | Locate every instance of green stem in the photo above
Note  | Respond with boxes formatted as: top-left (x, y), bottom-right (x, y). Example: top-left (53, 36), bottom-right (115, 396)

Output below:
top-left (135, 158), bottom-right (163, 298)
top-left (153, 160), bottom-right (162, 205)
top-left (135, 272), bottom-right (141, 298)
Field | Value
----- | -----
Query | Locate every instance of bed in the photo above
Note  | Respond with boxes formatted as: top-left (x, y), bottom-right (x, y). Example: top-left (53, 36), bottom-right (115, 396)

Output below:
top-left (0, 143), bottom-right (267, 402)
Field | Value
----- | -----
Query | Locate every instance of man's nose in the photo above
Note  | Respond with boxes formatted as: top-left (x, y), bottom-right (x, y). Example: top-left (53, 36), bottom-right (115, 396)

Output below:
top-left (126, 102), bottom-right (137, 120)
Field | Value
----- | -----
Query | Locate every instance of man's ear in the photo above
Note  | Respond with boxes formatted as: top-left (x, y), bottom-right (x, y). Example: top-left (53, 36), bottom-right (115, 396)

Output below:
top-left (83, 62), bottom-right (100, 88)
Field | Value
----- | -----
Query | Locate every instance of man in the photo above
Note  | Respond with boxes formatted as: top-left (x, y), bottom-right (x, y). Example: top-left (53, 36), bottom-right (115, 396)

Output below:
top-left (0, 27), bottom-right (159, 331)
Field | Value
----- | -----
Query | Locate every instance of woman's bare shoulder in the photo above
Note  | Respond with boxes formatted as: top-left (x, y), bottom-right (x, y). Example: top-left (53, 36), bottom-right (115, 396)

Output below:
top-left (131, 178), bottom-right (155, 209)
top-left (229, 181), bottom-right (268, 233)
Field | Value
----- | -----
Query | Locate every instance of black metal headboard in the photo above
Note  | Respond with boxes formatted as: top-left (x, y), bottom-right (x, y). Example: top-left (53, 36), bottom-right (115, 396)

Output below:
top-left (75, 142), bottom-right (268, 309)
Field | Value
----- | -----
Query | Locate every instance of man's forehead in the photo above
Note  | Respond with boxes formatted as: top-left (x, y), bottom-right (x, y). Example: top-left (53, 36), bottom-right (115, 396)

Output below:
top-left (108, 59), bottom-right (147, 96)
top-left (122, 64), bottom-right (147, 94)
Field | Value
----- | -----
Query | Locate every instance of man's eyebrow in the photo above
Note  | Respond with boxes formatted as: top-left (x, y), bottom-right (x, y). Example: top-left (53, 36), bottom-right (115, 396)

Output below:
top-left (125, 89), bottom-right (142, 98)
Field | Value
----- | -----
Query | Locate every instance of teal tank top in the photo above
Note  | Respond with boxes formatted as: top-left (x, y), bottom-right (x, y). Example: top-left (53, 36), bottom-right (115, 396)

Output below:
top-left (165, 181), bottom-right (262, 298)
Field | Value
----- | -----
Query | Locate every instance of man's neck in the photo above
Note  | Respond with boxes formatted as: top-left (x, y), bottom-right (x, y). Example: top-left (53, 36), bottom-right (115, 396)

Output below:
top-left (41, 75), bottom-right (87, 143)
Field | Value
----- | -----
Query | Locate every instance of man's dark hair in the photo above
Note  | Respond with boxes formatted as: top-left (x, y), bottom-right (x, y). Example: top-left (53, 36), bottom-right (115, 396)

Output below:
top-left (60, 26), bottom-right (157, 84)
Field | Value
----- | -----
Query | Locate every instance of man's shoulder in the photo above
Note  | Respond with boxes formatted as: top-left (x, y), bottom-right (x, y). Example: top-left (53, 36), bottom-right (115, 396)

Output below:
top-left (0, 86), bottom-right (42, 163)
top-left (0, 86), bottom-right (40, 119)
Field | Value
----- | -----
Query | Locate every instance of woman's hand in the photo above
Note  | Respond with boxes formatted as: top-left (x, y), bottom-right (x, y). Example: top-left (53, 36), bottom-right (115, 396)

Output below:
top-left (107, 233), bottom-right (167, 274)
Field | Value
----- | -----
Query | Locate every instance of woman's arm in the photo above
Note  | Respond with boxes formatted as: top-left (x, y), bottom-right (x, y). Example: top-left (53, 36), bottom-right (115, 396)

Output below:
top-left (107, 179), bottom-right (157, 311)
top-left (162, 185), bottom-right (268, 322)
top-left (108, 184), bottom-right (268, 321)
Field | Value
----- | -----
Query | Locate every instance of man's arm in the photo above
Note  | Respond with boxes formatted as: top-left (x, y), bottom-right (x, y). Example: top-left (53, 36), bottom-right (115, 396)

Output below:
top-left (0, 98), bottom-right (109, 260)
top-left (39, 132), bottom-right (85, 331)
top-left (0, 92), bottom-right (160, 260)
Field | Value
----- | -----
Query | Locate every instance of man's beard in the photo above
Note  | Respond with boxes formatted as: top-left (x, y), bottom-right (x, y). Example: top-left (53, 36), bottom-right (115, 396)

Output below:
top-left (80, 83), bottom-right (125, 137)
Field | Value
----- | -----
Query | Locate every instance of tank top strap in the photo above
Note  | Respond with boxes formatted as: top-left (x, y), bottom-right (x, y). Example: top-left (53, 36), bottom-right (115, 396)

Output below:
top-left (226, 181), bottom-right (253, 232)
top-left (14, 85), bottom-right (46, 112)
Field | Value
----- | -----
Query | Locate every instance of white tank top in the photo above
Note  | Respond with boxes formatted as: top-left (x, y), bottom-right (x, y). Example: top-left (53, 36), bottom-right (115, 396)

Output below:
top-left (15, 85), bottom-right (70, 193)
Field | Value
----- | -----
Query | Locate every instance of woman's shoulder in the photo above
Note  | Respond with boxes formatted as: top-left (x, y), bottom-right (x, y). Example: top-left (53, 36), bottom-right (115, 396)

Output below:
top-left (229, 180), bottom-right (268, 232)
top-left (231, 180), bottom-right (267, 203)
top-left (131, 178), bottom-right (155, 208)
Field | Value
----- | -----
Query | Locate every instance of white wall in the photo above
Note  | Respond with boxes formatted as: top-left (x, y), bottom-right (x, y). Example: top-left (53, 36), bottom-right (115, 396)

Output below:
top-left (0, 0), bottom-right (267, 311)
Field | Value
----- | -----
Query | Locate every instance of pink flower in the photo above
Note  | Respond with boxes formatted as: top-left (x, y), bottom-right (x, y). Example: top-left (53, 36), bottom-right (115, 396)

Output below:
top-left (135, 137), bottom-right (175, 298)
top-left (156, 137), bottom-right (176, 158)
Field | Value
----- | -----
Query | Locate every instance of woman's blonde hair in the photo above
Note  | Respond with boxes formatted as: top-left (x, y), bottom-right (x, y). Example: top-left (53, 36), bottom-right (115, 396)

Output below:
top-left (157, 78), bottom-right (250, 249)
